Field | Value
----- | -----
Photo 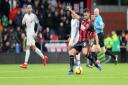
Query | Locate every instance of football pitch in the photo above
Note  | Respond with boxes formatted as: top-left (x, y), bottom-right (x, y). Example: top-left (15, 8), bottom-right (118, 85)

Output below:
top-left (0, 64), bottom-right (128, 85)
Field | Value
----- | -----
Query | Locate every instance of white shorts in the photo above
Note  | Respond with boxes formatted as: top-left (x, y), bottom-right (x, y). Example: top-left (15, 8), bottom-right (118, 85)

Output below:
top-left (26, 36), bottom-right (35, 46)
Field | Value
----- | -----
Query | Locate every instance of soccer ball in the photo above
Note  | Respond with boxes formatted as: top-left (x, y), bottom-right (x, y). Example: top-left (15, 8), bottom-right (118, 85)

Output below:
top-left (74, 66), bottom-right (83, 75)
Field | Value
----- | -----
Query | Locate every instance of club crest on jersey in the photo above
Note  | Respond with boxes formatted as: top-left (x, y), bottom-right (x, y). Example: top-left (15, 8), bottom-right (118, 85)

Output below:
top-left (80, 24), bottom-right (89, 31)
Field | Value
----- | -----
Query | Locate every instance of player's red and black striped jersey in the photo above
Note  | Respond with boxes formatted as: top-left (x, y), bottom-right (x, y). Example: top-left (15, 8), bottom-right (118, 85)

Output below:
top-left (79, 18), bottom-right (95, 42)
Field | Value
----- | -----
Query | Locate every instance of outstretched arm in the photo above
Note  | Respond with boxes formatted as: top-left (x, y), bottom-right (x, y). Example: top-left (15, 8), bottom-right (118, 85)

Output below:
top-left (67, 6), bottom-right (80, 20)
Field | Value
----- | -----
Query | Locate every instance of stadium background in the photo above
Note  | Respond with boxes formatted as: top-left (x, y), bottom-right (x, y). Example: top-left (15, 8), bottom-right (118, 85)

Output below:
top-left (0, 0), bottom-right (128, 64)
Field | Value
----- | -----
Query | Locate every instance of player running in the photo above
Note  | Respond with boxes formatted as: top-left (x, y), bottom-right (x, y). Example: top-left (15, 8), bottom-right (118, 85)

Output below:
top-left (20, 5), bottom-right (47, 68)
top-left (94, 8), bottom-right (118, 64)
top-left (86, 14), bottom-right (100, 68)
top-left (68, 14), bottom-right (81, 67)
top-left (67, 7), bottom-right (102, 75)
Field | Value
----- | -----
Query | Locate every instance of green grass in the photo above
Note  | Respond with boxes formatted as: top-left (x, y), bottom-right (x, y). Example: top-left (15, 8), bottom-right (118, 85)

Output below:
top-left (0, 64), bottom-right (128, 85)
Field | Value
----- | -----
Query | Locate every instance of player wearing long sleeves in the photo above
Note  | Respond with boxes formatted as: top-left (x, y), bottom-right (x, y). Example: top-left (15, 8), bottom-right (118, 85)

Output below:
top-left (68, 14), bottom-right (81, 67)
top-left (20, 5), bottom-right (47, 68)
top-left (67, 7), bottom-right (102, 75)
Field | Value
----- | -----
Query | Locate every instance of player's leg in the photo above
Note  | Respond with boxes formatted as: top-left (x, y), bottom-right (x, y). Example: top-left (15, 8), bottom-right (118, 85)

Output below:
top-left (68, 48), bottom-right (77, 74)
top-left (91, 45), bottom-right (100, 64)
top-left (82, 47), bottom-right (102, 71)
top-left (75, 53), bottom-right (81, 66)
top-left (86, 45), bottom-right (96, 68)
top-left (31, 45), bottom-right (47, 66)
top-left (98, 33), bottom-right (118, 64)
top-left (20, 45), bottom-right (30, 68)
top-left (104, 47), bottom-right (118, 64)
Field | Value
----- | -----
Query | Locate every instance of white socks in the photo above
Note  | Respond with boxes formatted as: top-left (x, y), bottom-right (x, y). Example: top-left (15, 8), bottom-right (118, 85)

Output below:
top-left (35, 48), bottom-right (44, 59)
top-left (75, 53), bottom-right (81, 66)
top-left (24, 49), bottom-right (30, 64)
top-left (24, 48), bottom-right (44, 64)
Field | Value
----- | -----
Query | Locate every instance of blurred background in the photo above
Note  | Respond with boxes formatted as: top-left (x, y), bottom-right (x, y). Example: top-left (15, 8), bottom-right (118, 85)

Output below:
top-left (0, 0), bottom-right (128, 64)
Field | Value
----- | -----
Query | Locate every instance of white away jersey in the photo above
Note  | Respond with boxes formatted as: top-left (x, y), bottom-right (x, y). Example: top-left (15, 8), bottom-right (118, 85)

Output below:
top-left (69, 19), bottom-right (79, 46)
top-left (22, 13), bottom-right (39, 36)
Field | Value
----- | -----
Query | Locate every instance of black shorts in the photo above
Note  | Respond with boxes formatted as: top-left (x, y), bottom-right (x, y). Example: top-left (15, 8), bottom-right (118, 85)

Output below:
top-left (73, 41), bottom-right (89, 52)
top-left (97, 32), bottom-right (104, 47)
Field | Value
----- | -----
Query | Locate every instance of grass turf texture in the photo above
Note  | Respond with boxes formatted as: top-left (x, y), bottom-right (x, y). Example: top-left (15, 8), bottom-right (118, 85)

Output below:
top-left (0, 64), bottom-right (127, 85)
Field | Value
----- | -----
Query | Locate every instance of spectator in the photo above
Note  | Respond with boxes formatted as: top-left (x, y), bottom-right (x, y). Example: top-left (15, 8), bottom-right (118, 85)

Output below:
top-left (43, 27), bottom-right (50, 40)
top-left (8, 0), bottom-right (19, 9)
top-left (1, 15), bottom-right (9, 27)
top-left (59, 8), bottom-right (66, 22)
top-left (0, 20), bottom-right (3, 45)
top-left (9, 5), bottom-right (20, 22)
top-left (0, 0), bottom-right (88, 53)
top-left (104, 34), bottom-right (113, 51)
top-left (52, 10), bottom-right (60, 34)
top-left (111, 31), bottom-right (120, 57)
top-left (2, 27), bottom-right (10, 52)
top-left (46, 13), bottom-right (53, 30)
top-left (21, 3), bottom-right (27, 14)
top-left (58, 22), bottom-right (66, 40)
top-left (64, 19), bottom-right (71, 36)
top-left (25, 0), bottom-right (34, 5)
top-left (48, 0), bottom-right (57, 12)
top-left (8, 28), bottom-right (15, 52)
top-left (46, 3), bottom-right (53, 14)
top-left (15, 26), bottom-right (22, 44)
top-left (36, 32), bottom-right (45, 50)
top-left (1, 0), bottom-right (10, 17)
top-left (13, 10), bottom-right (23, 28)
top-left (119, 32), bottom-right (127, 62)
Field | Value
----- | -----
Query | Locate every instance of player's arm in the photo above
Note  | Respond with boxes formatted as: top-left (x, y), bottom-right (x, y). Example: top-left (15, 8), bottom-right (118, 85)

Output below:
top-left (90, 24), bottom-right (99, 45)
top-left (95, 20), bottom-right (105, 30)
top-left (34, 14), bottom-right (41, 35)
top-left (95, 25), bottom-right (104, 30)
top-left (22, 14), bottom-right (27, 25)
top-left (22, 14), bottom-right (26, 29)
top-left (95, 33), bottom-right (99, 45)
top-left (67, 7), bottom-right (80, 20)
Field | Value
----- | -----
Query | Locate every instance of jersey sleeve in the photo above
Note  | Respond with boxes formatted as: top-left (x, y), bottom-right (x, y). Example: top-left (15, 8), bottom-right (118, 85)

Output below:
top-left (99, 18), bottom-right (104, 27)
top-left (34, 14), bottom-right (39, 24)
top-left (95, 16), bottom-right (105, 28)
top-left (22, 14), bottom-right (26, 24)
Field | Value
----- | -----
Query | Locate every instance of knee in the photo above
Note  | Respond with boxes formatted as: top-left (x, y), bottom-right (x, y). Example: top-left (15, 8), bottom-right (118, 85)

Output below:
top-left (68, 50), bottom-right (75, 56)
top-left (82, 50), bottom-right (88, 56)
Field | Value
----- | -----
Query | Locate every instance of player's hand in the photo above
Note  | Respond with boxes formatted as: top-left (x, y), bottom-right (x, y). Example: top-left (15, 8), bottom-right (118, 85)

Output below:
top-left (67, 6), bottom-right (71, 11)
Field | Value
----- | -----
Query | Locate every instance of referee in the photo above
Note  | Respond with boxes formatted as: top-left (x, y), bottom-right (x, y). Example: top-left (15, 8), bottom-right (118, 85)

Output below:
top-left (94, 8), bottom-right (118, 64)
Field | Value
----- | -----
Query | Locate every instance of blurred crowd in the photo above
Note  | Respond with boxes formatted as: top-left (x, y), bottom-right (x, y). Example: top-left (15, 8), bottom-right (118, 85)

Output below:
top-left (0, 0), bottom-right (72, 53)
top-left (104, 31), bottom-right (128, 62)
top-left (0, 0), bottom-right (128, 61)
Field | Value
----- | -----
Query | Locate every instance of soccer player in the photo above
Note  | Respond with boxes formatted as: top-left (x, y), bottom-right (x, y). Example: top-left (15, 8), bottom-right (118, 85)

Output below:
top-left (67, 7), bottom-right (102, 75)
top-left (68, 14), bottom-right (80, 67)
top-left (86, 14), bottom-right (100, 68)
top-left (94, 8), bottom-right (118, 64)
top-left (20, 5), bottom-right (47, 68)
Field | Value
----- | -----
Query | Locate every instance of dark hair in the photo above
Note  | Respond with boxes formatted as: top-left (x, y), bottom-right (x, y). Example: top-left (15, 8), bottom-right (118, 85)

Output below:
top-left (83, 8), bottom-right (90, 13)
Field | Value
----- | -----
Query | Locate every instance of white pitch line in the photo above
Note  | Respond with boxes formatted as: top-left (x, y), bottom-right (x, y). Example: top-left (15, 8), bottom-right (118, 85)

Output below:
top-left (1, 70), bottom-right (128, 76)
top-left (0, 76), bottom-right (128, 79)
